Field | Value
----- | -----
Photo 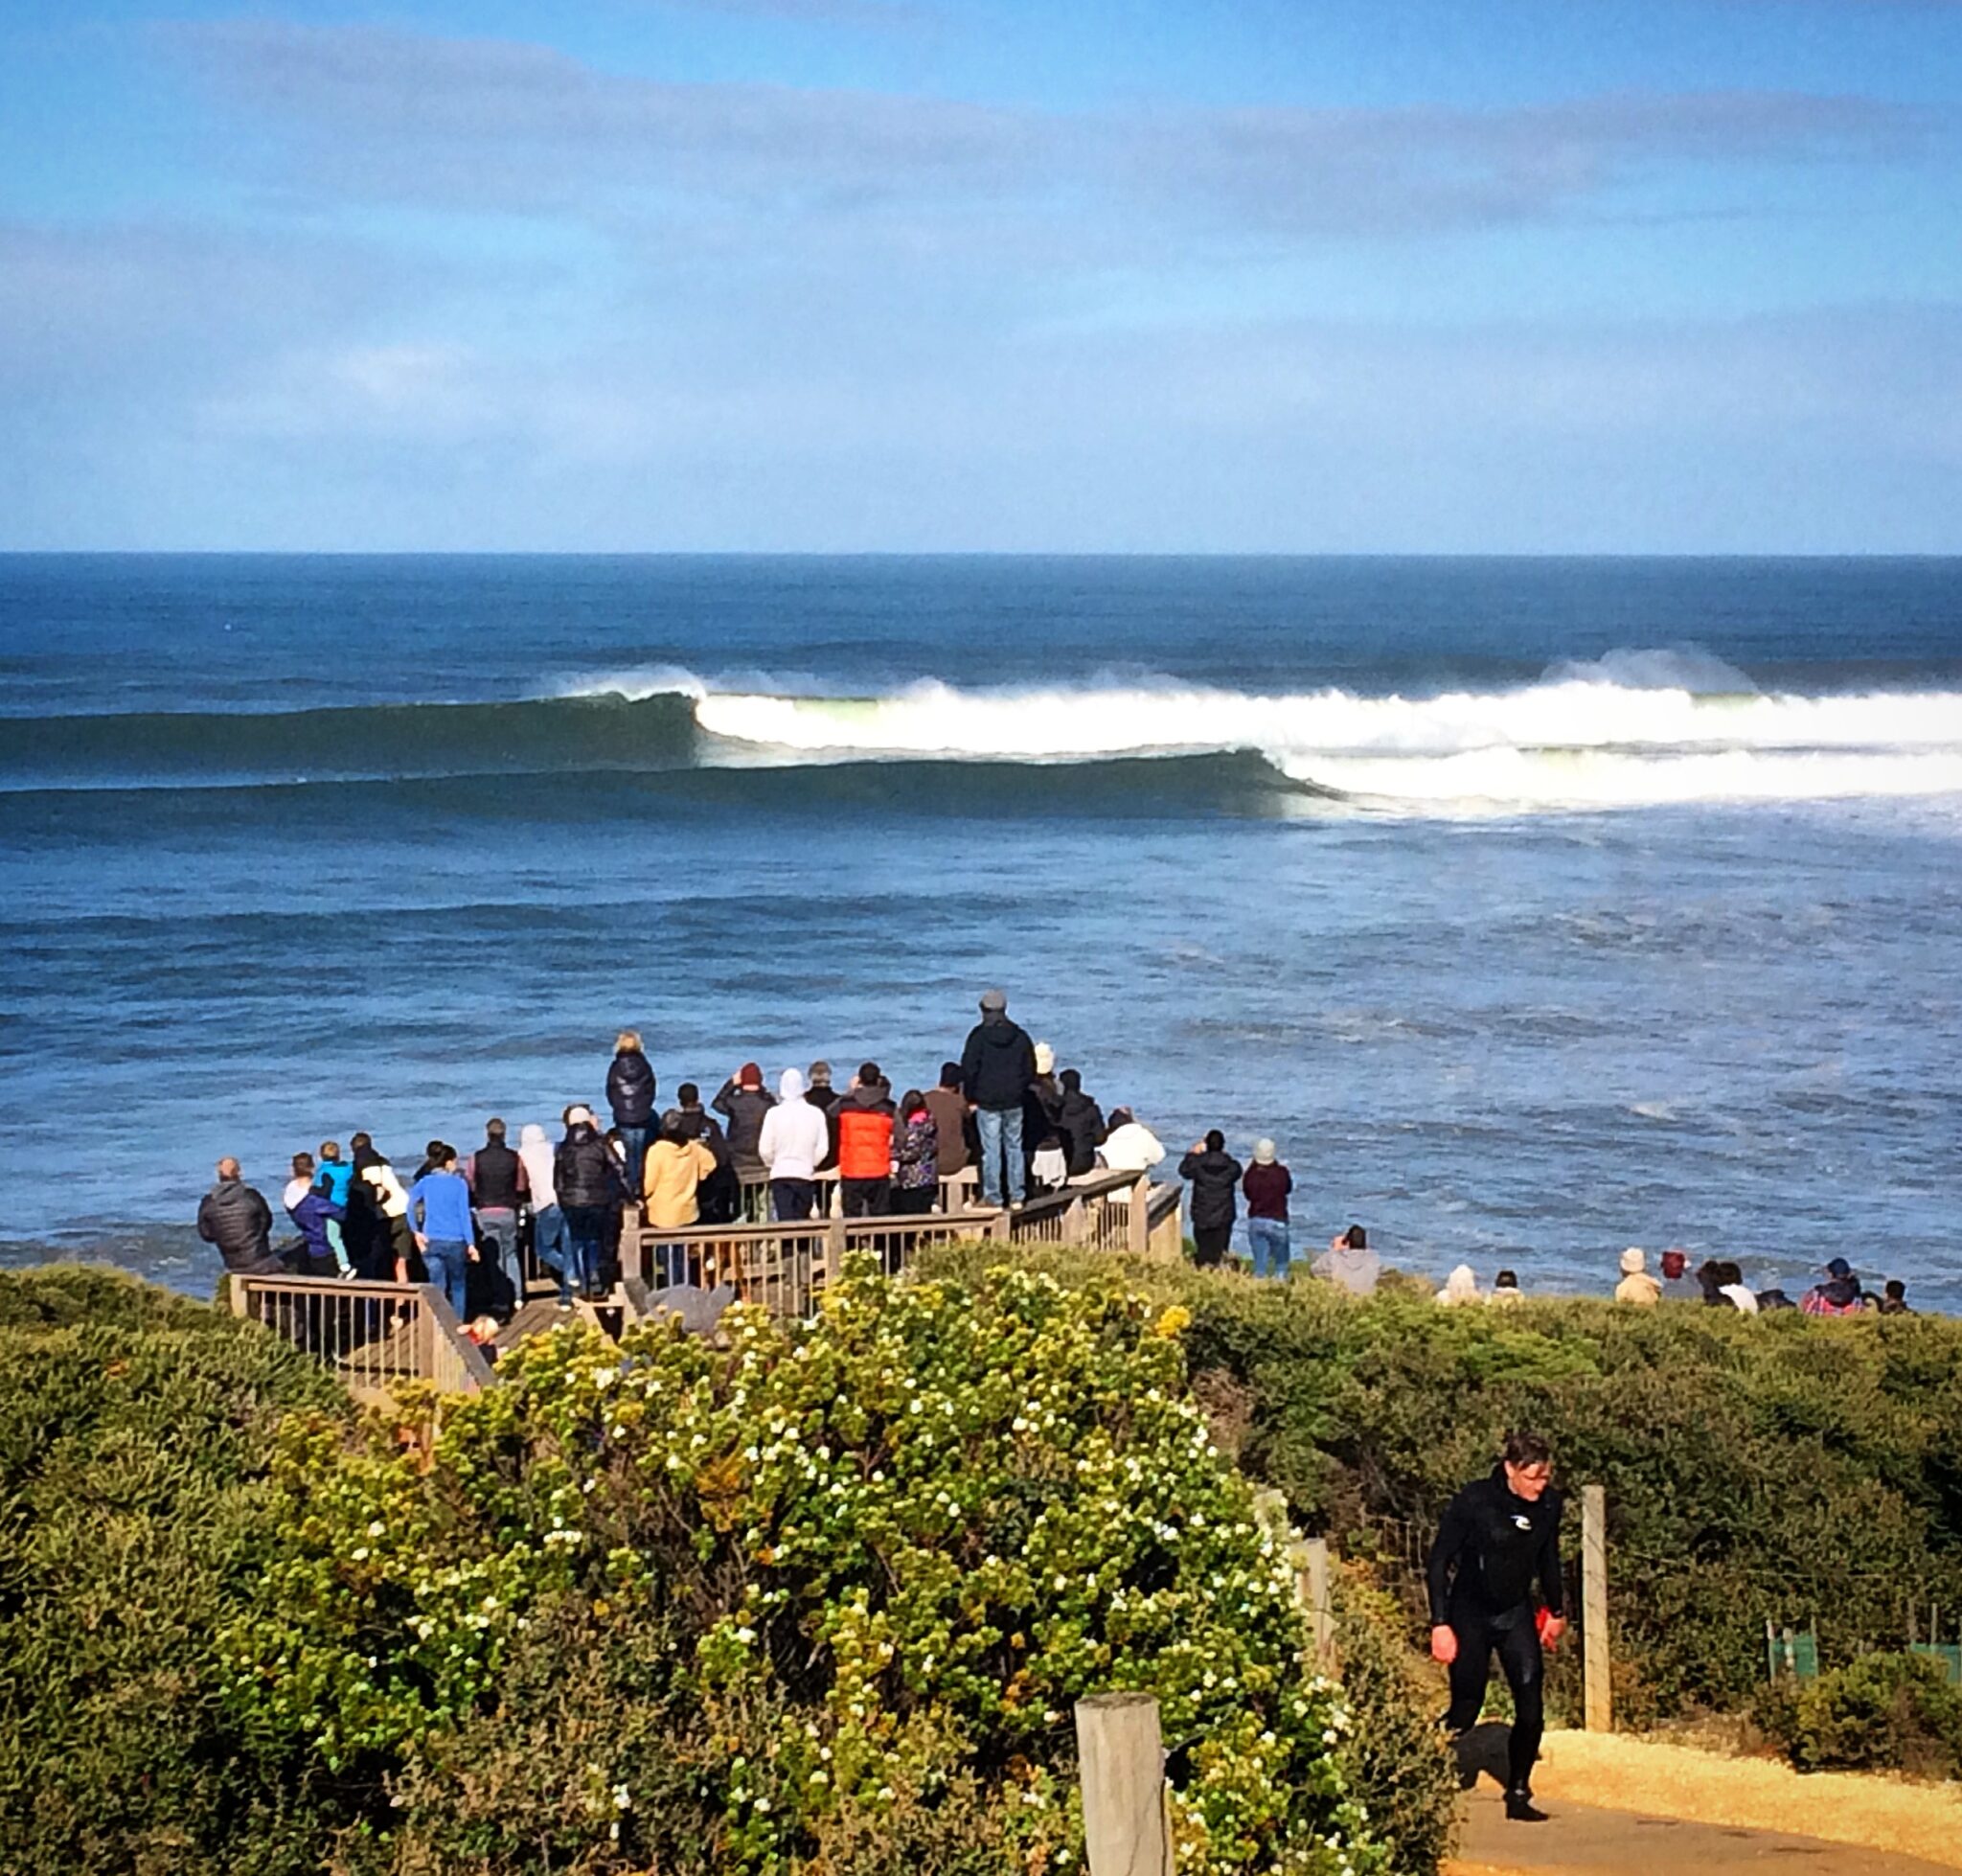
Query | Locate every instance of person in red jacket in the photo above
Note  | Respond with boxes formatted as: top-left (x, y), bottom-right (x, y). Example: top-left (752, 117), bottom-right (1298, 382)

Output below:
top-left (835, 1062), bottom-right (896, 1218)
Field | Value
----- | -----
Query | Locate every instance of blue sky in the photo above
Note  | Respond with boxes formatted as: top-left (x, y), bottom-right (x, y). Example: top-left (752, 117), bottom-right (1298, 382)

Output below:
top-left (4, 0), bottom-right (1961, 549)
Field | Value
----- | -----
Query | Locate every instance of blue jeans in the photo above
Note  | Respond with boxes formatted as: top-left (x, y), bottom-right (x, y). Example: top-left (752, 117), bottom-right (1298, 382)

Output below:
top-left (617, 1126), bottom-right (649, 1198)
top-left (562, 1204), bottom-right (609, 1296)
top-left (532, 1203), bottom-right (573, 1301)
top-left (422, 1237), bottom-right (470, 1318)
top-left (1247, 1218), bottom-right (1291, 1279)
top-left (975, 1106), bottom-right (1025, 1208)
top-left (771, 1178), bottom-right (817, 1222)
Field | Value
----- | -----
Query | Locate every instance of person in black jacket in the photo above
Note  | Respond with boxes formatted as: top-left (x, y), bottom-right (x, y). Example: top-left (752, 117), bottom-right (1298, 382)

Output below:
top-left (1055, 1068), bottom-right (1106, 1178)
top-left (555, 1108), bottom-right (624, 1302)
top-left (1426, 1431), bottom-right (1568, 1822)
top-left (1177, 1131), bottom-right (1243, 1268)
top-left (196, 1158), bottom-right (290, 1275)
top-left (606, 1029), bottom-right (657, 1199)
top-left (961, 989), bottom-right (1037, 1208)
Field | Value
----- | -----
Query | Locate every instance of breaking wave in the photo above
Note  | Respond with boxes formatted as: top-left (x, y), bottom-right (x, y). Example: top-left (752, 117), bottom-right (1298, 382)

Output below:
top-left (7, 654), bottom-right (1959, 813)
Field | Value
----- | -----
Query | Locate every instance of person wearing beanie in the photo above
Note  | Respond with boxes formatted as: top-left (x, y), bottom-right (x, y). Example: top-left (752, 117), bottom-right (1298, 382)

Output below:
top-left (1614, 1247), bottom-right (1662, 1306)
top-left (712, 1062), bottom-right (777, 1194)
top-left (1241, 1139), bottom-right (1293, 1278)
top-left (758, 1067), bottom-right (830, 1222)
top-left (960, 989), bottom-right (1037, 1208)
top-left (1023, 1041), bottom-right (1063, 1191)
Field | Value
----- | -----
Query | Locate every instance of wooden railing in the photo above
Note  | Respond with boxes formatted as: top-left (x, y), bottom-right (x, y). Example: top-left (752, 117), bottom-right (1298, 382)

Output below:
top-left (230, 1171), bottom-right (1185, 1385)
top-left (625, 1210), bottom-right (1011, 1319)
top-left (228, 1273), bottom-right (494, 1401)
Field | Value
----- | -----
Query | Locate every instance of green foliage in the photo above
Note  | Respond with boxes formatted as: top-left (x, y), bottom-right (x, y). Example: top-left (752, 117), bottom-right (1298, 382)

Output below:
top-left (1326, 1567), bottom-right (1458, 1876)
top-left (228, 1259), bottom-right (1382, 1876)
top-left (0, 1267), bottom-right (347, 1876)
top-left (924, 1247), bottom-right (1962, 1726)
top-left (1759, 1652), bottom-right (1962, 1775)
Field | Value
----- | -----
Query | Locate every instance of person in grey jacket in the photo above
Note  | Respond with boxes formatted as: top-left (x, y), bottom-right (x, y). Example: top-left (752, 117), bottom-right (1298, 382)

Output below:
top-left (1312, 1224), bottom-right (1380, 1296)
top-left (196, 1158), bottom-right (288, 1274)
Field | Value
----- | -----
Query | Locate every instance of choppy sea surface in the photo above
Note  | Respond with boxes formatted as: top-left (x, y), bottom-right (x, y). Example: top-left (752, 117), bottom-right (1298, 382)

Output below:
top-left (1, 555), bottom-right (1957, 1305)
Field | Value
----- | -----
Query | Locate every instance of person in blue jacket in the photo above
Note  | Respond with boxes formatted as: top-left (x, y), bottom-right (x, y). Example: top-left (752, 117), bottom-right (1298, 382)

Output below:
top-left (405, 1143), bottom-right (478, 1317)
top-left (289, 1184), bottom-right (347, 1277)
top-left (313, 1140), bottom-right (357, 1275)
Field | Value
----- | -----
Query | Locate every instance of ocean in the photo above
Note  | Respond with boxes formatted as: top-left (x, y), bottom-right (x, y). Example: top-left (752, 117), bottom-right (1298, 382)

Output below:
top-left (2, 554), bottom-right (1957, 1305)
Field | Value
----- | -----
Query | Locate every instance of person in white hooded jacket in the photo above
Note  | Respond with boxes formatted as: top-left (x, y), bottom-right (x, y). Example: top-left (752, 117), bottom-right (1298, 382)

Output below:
top-left (1097, 1108), bottom-right (1166, 1175)
top-left (759, 1068), bottom-right (831, 1222)
top-left (517, 1122), bottom-right (573, 1307)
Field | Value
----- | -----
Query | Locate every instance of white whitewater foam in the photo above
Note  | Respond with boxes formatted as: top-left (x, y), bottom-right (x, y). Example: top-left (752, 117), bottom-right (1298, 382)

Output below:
top-left (568, 667), bottom-right (1962, 811)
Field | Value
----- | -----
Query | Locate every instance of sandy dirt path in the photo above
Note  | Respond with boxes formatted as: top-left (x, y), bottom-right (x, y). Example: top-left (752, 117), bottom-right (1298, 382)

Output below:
top-left (1441, 1727), bottom-right (1962, 1876)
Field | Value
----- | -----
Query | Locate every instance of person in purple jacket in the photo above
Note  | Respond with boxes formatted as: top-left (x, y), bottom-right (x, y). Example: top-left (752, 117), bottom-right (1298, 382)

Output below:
top-left (405, 1143), bottom-right (478, 1317)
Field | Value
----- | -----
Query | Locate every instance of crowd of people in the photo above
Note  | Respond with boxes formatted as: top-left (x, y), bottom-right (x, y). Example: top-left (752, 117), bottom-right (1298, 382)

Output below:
top-left (194, 987), bottom-right (1918, 1324)
top-left (196, 991), bottom-right (1176, 1313)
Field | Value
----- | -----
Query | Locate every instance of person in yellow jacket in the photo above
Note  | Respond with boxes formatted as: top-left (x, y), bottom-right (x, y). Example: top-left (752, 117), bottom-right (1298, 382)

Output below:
top-left (643, 1123), bottom-right (717, 1231)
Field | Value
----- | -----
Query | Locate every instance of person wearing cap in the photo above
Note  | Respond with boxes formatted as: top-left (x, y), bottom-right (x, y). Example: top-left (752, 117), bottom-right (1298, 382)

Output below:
top-left (1614, 1247), bottom-right (1662, 1306)
top-left (961, 990), bottom-right (1038, 1208)
top-left (1802, 1256), bottom-right (1869, 1316)
top-left (712, 1063), bottom-right (777, 1194)
top-left (1241, 1140), bottom-right (1293, 1278)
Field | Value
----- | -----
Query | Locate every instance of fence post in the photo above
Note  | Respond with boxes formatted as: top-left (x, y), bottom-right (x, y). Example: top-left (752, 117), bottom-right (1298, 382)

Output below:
top-left (1302, 1536), bottom-right (1335, 1666)
top-left (1128, 1178), bottom-right (1148, 1255)
top-left (1583, 1482), bottom-right (1610, 1732)
top-left (1076, 1692), bottom-right (1175, 1876)
top-left (1063, 1197), bottom-right (1088, 1246)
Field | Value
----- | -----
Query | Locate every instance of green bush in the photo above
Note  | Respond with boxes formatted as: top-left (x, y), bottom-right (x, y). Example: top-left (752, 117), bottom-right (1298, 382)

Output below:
top-left (923, 1247), bottom-right (1962, 1726)
top-left (0, 1267), bottom-right (347, 1876)
top-left (227, 1260), bottom-right (1383, 1876)
top-left (1326, 1567), bottom-right (1457, 1876)
top-left (1760, 1652), bottom-right (1962, 1775)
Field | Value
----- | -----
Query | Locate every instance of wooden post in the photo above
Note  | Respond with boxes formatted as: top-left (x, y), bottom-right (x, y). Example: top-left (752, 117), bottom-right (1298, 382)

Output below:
top-left (1128, 1178), bottom-right (1149, 1255)
top-left (1302, 1537), bottom-right (1335, 1666)
top-left (1076, 1692), bottom-right (1174, 1876)
top-left (1063, 1197), bottom-right (1088, 1246)
top-left (1582, 1483), bottom-right (1610, 1732)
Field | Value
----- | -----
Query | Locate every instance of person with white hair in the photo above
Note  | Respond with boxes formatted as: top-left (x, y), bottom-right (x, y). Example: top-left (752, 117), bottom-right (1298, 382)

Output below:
top-left (1614, 1247), bottom-right (1662, 1306)
top-left (1436, 1264), bottom-right (1483, 1307)
top-left (1242, 1139), bottom-right (1293, 1278)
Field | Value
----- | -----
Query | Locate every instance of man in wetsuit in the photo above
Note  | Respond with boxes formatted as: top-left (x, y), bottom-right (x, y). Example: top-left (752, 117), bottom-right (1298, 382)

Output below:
top-left (1426, 1431), bottom-right (1568, 1822)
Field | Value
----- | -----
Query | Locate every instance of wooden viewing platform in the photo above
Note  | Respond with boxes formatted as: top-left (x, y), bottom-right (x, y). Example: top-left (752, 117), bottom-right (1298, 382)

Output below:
top-left (228, 1169), bottom-right (1183, 1399)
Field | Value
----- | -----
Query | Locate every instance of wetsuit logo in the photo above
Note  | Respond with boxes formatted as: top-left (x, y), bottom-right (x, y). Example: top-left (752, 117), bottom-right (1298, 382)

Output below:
top-left (1513, 1514), bottom-right (1533, 1530)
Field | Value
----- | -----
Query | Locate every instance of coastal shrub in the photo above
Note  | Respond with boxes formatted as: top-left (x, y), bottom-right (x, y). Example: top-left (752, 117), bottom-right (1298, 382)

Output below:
top-left (921, 1246), bottom-right (1962, 1724)
top-left (1326, 1567), bottom-right (1458, 1875)
top-left (1760, 1652), bottom-right (1962, 1775)
top-left (0, 1268), bottom-right (347, 1876)
top-left (225, 1259), bottom-right (1383, 1876)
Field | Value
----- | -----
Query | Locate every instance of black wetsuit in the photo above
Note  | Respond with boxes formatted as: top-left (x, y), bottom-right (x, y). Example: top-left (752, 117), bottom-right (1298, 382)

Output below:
top-left (1426, 1466), bottom-right (1565, 1796)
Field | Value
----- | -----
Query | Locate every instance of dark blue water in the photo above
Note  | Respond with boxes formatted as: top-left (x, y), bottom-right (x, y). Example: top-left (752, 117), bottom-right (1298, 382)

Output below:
top-left (3, 556), bottom-right (1958, 1304)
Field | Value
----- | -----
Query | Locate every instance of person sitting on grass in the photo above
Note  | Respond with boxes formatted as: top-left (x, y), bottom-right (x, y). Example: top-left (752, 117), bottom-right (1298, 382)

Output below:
top-left (1313, 1224), bottom-right (1380, 1296)
top-left (1436, 1264), bottom-right (1483, 1307)
top-left (1489, 1269), bottom-right (1524, 1307)
top-left (1878, 1278), bottom-right (1913, 1315)
top-left (1614, 1247), bottom-right (1662, 1306)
